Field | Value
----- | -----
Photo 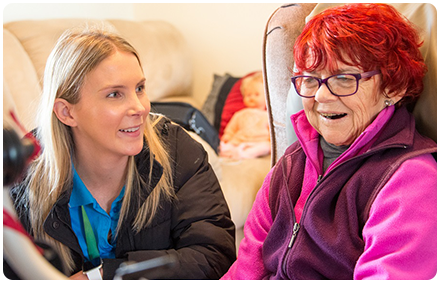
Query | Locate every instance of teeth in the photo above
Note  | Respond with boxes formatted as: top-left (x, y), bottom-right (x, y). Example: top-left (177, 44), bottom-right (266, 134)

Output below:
top-left (120, 126), bottom-right (139, 133)
top-left (320, 113), bottom-right (347, 119)
top-left (322, 113), bottom-right (339, 117)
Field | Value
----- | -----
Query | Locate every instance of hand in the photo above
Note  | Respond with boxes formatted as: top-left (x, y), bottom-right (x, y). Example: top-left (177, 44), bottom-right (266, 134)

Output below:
top-left (219, 142), bottom-right (237, 159)
top-left (69, 271), bottom-right (89, 280)
top-left (69, 268), bottom-right (103, 280)
top-left (236, 142), bottom-right (271, 159)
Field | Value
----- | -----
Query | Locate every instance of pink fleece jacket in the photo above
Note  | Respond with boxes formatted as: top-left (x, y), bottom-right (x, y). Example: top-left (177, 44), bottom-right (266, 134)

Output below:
top-left (222, 106), bottom-right (437, 279)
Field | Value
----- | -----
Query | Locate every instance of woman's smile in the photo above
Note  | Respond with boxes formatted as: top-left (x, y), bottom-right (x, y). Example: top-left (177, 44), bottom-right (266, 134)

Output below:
top-left (318, 111), bottom-right (348, 120)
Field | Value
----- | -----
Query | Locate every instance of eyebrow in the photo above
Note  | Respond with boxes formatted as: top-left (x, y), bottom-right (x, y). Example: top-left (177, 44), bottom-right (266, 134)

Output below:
top-left (98, 78), bottom-right (146, 92)
top-left (137, 78), bottom-right (146, 86)
top-left (305, 68), bottom-right (361, 76)
top-left (336, 68), bottom-right (361, 74)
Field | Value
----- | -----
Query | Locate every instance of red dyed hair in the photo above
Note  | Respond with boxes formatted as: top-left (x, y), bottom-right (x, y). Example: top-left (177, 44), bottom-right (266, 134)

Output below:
top-left (294, 3), bottom-right (427, 106)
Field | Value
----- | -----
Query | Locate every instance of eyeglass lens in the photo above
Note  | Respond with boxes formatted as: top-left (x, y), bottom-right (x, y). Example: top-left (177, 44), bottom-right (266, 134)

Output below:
top-left (293, 74), bottom-right (358, 97)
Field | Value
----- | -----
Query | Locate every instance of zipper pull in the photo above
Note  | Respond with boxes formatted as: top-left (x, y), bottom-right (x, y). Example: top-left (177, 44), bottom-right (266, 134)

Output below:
top-left (288, 223), bottom-right (300, 248)
top-left (317, 175), bottom-right (322, 183)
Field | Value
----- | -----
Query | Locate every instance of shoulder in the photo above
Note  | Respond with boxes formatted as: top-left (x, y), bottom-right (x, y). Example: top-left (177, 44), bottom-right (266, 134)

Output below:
top-left (384, 153), bottom-right (436, 190)
top-left (9, 181), bottom-right (32, 234)
top-left (151, 114), bottom-right (208, 186)
top-left (366, 153), bottom-right (436, 229)
top-left (357, 153), bottom-right (437, 279)
top-left (152, 114), bottom-right (205, 156)
top-left (267, 142), bottom-right (305, 215)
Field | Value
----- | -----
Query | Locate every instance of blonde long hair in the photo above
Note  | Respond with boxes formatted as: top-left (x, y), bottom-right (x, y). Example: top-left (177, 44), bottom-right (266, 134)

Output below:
top-left (16, 27), bottom-right (174, 272)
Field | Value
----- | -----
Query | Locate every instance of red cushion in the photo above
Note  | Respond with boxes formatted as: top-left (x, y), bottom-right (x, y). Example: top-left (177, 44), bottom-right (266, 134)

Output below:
top-left (219, 72), bottom-right (259, 138)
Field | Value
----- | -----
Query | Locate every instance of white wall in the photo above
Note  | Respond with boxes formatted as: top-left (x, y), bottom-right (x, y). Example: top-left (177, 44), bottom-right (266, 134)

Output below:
top-left (132, 3), bottom-right (282, 105)
top-left (2, 3), bottom-right (135, 22)
top-left (3, 3), bottom-right (282, 107)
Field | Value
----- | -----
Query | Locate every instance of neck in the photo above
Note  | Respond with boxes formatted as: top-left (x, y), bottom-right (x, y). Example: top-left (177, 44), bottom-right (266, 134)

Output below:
top-left (320, 136), bottom-right (349, 173)
top-left (73, 152), bottom-right (129, 213)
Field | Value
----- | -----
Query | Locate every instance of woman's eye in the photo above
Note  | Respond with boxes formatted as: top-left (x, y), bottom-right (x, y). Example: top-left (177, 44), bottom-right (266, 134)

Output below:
top-left (136, 85), bottom-right (145, 93)
top-left (107, 92), bottom-right (120, 98)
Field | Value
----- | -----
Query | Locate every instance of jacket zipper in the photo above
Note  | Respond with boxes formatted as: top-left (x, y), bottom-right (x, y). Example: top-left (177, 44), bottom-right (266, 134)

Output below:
top-left (316, 175), bottom-right (323, 183)
top-left (282, 174), bottom-right (322, 276)
top-left (287, 174), bottom-right (321, 250)
top-left (288, 222), bottom-right (300, 248)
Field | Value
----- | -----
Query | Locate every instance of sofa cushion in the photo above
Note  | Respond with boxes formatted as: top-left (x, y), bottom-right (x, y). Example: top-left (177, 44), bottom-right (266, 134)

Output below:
top-left (3, 28), bottom-right (42, 130)
top-left (202, 73), bottom-right (240, 132)
top-left (4, 19), bottom-right (98, 84)
top-left (220, 155), bottom-right (271, 228)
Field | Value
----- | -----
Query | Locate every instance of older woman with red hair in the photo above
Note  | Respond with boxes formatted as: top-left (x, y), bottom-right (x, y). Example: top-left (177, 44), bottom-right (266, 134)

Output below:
top-left (222, 3), bottom-right (436, 280)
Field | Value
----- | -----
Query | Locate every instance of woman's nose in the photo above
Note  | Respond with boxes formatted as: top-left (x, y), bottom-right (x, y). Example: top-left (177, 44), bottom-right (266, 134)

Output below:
top-left (314, 83), bottom-right (338, 103)
top-left (128, 94), bottom-right (149, 116)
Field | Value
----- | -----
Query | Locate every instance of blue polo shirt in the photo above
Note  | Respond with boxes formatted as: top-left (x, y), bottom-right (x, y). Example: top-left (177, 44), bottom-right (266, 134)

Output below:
top-left (68, 166), bottom-right (125, 260)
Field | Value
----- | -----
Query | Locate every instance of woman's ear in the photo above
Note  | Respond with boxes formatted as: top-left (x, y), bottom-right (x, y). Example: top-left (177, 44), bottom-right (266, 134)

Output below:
top-left (384, 88), bottom-right (406, 105)
top-left (53, 98), bottom-right (77, 127)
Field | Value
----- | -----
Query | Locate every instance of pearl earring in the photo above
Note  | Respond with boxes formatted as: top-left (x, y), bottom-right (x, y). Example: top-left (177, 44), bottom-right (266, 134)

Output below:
top-left (384, 100), bottom-right (394, 107)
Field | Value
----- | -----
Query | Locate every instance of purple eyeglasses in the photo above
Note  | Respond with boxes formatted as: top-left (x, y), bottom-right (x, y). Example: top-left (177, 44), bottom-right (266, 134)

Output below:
top-left (291, 70), bottom-right (381, 98)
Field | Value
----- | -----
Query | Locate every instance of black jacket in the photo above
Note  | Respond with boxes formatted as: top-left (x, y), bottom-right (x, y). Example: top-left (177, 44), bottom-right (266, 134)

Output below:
top-left (12, 118), bottom-right (236, 279)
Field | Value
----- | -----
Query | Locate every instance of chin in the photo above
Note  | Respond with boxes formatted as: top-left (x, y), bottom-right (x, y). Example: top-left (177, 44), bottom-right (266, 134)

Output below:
top-left (124, 145), bottom-right (144, 157)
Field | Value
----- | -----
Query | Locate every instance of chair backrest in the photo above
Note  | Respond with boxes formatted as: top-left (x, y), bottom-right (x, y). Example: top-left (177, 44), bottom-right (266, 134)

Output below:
top-left (262, 3), bottom-right (317, 166)
top-left (263, 3), bottom-right (437, 167)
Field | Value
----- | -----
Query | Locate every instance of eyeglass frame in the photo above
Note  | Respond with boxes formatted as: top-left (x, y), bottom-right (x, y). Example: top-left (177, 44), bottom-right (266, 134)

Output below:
top-left (291, 70), bottom-right (381, 98)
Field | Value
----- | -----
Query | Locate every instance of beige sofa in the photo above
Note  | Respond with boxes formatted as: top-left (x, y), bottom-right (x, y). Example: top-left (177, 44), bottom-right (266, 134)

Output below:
top-left (3, 19), bottom-right (271, 247)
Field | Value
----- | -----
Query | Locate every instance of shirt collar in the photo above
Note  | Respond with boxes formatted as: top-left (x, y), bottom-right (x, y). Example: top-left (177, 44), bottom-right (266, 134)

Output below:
top-left (290, 106), bottom-right (395, 174)
top-left (69, 165), bottom-right (95, 208)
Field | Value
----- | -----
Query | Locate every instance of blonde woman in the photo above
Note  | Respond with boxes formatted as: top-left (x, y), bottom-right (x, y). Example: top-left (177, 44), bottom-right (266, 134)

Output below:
top-left (11, 28), bottom-right (235, 279)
